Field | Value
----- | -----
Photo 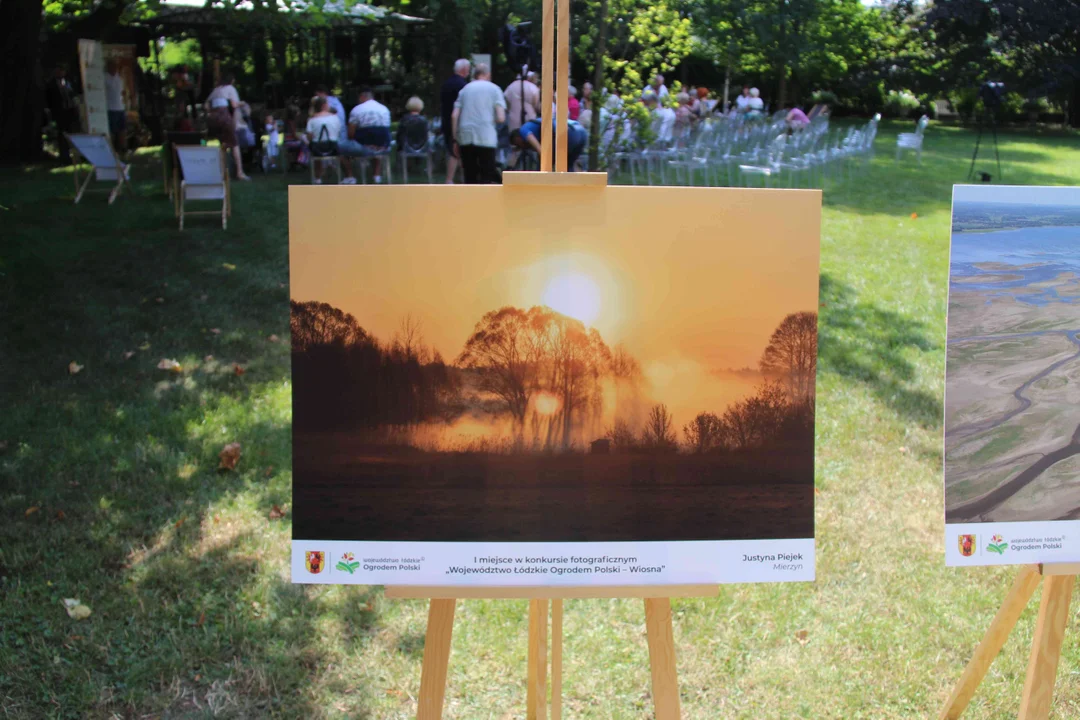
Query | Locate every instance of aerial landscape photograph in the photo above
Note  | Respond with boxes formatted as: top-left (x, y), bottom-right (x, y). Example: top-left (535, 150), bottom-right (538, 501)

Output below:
top-left (289, 188), bottom-right (820, 543)
top-left (945, 186), bottom-right (1080, 523)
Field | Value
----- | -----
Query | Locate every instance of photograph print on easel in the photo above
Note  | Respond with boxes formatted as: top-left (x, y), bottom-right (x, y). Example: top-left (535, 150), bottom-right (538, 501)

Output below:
top-left (289, 185), bottom-right (820, 585)
top-left (945, 184), bottom-right (1080, 565)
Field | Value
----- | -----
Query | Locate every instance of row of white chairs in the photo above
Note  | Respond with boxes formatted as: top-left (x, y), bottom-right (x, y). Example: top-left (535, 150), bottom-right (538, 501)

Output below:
top-left (606, 114), bottom-right (882, 189)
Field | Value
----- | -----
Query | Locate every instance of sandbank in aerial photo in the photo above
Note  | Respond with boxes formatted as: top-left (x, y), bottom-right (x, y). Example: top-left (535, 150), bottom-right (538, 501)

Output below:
top-left (945, 185), bottom-right (1080, 522)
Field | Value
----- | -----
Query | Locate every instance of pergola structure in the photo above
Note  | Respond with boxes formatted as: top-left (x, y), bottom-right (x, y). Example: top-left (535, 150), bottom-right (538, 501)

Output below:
top-left (135, 0), bottom-right (432, 112)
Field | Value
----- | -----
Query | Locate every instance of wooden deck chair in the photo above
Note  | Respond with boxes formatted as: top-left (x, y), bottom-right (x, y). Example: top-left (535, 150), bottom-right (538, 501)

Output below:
top-left (67, 133), bottom-right (132, 204)
top-left (175, 145), bottom-right (231, 230)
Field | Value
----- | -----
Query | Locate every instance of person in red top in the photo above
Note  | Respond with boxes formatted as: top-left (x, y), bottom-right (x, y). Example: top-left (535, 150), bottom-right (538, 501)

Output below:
top-left (568, 85), bottom-right (581, 121)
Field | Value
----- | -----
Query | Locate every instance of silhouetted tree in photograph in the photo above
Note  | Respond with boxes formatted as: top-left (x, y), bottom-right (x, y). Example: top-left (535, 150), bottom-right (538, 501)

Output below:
top-left (760, 311), bottom-right (818, 407)
top-left (457, 306), bottom-right (549, 428)
top-left (291, 300), bottom-right (459, 431)
top-left (641, 404), bottom-right (678, 452)
top-left (683, 411), bottom-right (726, 453)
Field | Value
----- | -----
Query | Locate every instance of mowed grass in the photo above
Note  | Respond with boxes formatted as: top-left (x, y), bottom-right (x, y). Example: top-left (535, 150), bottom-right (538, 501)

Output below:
top-left (2, 121), bottom-right (1080, 719)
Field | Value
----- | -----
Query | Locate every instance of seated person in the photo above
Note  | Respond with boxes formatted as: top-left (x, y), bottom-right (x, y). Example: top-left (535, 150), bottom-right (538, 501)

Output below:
top-left (511, 117), bottom-right (589, 170)
top-left (305, 96), bottom-right (343, 183)
top-left (746, 88), bottom-right (765, 120)
top-left (396, 96), bottom-right (430, 153)
top-left (338, 86), bottom-right (391, 184)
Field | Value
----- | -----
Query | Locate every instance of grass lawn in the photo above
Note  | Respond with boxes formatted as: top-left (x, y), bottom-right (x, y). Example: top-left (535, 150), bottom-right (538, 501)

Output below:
top-left (3, 121), bottom-right (1080, 719)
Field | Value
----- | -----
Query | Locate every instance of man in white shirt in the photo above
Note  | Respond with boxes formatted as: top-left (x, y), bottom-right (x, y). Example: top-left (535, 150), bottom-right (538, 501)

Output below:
top-left (641, 74), bottom-right (669, 102)
top-left (104, 59), bottom-right (126, 152)
top-left (339, 87), bottom-right (392, 184)
top-left (452, 64), bottom-right (506, 184)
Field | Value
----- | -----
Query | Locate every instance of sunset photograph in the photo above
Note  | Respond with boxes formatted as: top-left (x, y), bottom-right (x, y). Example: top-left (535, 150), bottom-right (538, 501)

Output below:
top-left (290, 185), bottom-right (821, 543)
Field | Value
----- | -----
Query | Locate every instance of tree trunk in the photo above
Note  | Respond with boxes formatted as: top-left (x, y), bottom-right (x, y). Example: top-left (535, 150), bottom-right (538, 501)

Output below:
top-left (587, 0), bottom-right (608, 172)
top-left (722, 63), bottom-right (730, 112)
top-left (0, 0), bottom-right (46, 164)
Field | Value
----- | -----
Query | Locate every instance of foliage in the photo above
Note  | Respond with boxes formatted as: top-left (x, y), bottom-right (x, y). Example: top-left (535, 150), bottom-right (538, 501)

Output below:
top-left (883, 89), bottom-right (920, 118)
top-left (759, 311), bottom-right (818, 407)
top-left (640, 404), bottom-right (677, 451)
top-left (576, 0), bottom-right (692, 105)
top-left (811, 90), bottom-right (839, 107)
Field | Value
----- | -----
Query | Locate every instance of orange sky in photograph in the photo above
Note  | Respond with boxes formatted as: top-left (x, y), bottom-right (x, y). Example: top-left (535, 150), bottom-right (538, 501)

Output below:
top-left (290, 185), bottom-right (820, 420)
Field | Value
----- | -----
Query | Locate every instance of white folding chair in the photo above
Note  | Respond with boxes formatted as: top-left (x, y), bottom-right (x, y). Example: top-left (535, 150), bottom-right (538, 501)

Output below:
top-left (67, 133), bottom-right (132, 204)
top-left (896, 114), bottom-right (929, 163)
top-left (175, 145), bottom-right (230, 230)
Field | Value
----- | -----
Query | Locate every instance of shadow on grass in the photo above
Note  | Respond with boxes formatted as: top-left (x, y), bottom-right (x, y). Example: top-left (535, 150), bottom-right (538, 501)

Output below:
top-left (819, 274), bottom-right (942, 428)
top-left (0, 164), bottom-right (397, 717)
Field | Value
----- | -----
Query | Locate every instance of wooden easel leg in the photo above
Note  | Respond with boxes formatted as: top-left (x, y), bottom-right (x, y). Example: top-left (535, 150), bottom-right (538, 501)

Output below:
top-left (1018, 575), bottom-right (1075, 720)
top-left (644, 598), bottom-right (681, 720)
top-left (551, 599), bottom-right (563, 720)
top-left (938, 566), bottom-right (1041, 720)
top-left (527, 598), bottom-right (548, 720)
top-left (417, 598), bottom-right (456, 720)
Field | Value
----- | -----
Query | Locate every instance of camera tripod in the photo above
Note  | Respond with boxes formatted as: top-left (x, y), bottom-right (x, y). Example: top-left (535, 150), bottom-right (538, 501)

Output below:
top-left (967, 110), bottom-right (1002, 182)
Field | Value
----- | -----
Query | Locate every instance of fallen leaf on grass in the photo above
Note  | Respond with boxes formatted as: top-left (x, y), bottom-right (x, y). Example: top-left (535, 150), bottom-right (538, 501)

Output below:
top-left (269, 504), bottom-right (287, 520)
top-left (267, 334), bottom-right (279, 343)
top-left (62, 599), bottom-right (92, 620)
top-left (174, 516), bottom-right (186, 530)
top-left (157, 358), bottom-right (182, 372)
top-left (218, 442), bottom-right (242, 471)
top-left (222, 263), bottom-right (236, 271)
top-left (210, 328), bottom-right (221, 335)
top-left (25, 506), bottom-right (39, 517)
top-left (68, 362), bottom-right (83, 374)
top-left (910, 212), bottom-right (918, 219)
top-left (196, 611), bottom-right (206, 627)
top-left (138, 342), bottom-right (151, 351)
top-left (122, 351), bottom-right (135, 360)
top-left (56, 510), bottom-right (66, 520)
top-left (233, 364), bottom-right (246, 376)
top-left (794, 629), bottom-right (809, 646)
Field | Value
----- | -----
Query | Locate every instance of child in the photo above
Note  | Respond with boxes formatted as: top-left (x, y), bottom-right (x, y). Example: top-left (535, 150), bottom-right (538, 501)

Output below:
top-left (265, 114), bottom-right (280, 160)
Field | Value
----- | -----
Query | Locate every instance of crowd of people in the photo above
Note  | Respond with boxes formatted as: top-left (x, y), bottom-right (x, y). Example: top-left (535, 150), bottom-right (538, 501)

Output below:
top-left (49, 54), bottom-right (812, 185)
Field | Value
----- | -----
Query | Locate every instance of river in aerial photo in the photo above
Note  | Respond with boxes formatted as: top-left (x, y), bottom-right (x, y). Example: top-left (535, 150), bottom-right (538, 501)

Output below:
top-left (950, 224), bottom-right (1080, 306)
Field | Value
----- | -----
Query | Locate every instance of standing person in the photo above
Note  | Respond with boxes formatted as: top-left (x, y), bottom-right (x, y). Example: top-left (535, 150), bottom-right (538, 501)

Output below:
top-left (568, 86), bottom-right (581, 121)
top-left (340, 86), bottom-right (391, 184)
top-left (641, 74), bottom-right (669, 102)
top-left (451, 63), bottom-right (506, 184)
top-left (46, 65), bottom-right (80, 163)
top-left (581, 82), bottom-right (593, 111)
top-left (440, 58), bottom-right (470, 184)
top-left (503, 71), bottom-right (539, 133)
top-left (204, 72), bottom-right (251, 180)
top-left (105, 59), bottom-right (127, 152)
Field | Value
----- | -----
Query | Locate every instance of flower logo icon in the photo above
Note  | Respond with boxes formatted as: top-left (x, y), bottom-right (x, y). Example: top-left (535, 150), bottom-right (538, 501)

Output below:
top-left (987, 535), bottom-right (1008, 555)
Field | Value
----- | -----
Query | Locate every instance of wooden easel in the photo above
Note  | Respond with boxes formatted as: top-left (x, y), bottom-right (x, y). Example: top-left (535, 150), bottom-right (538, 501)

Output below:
top-left (385, 585), bottom-right (716, 719)
top-left (385, 0), bottom-right (711, 716)
top-left (939, 562), bottom-right (1079, 720)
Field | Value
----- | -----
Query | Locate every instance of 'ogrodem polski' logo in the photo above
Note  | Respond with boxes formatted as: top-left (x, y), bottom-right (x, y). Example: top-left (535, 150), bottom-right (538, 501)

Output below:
top-left (336, 552), bottom-right (360, 574)
top-left (987, 535), bottom-right (1008, 555)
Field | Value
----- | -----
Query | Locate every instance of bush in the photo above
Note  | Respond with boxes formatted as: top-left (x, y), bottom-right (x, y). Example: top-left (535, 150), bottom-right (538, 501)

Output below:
top-left (883, 89), bottom-right (921, 118)
top-left (811, 90), bottom-right (839, 107)
top-left (1024, 96), bottom-right (1051, 114)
